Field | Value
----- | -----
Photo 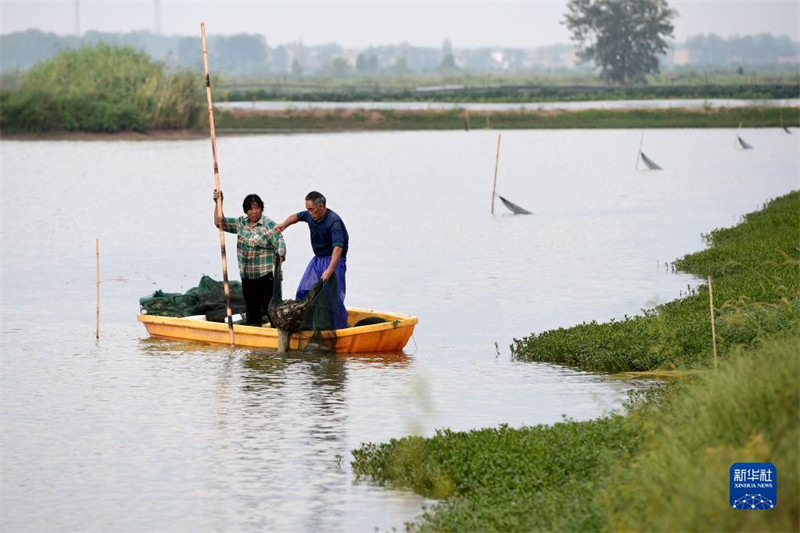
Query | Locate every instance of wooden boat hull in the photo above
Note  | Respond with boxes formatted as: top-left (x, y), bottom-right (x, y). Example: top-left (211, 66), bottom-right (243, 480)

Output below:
top-left (138, 307), bottom-right (418, 353)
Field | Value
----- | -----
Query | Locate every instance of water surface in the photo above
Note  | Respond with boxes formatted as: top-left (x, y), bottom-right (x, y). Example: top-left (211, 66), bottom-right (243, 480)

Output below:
top-left (2, 128), bottom-right (797, 531)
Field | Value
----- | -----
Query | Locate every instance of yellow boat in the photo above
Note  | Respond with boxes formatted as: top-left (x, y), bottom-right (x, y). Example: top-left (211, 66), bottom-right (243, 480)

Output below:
top-left (138, 307), bottom-right (418, 353)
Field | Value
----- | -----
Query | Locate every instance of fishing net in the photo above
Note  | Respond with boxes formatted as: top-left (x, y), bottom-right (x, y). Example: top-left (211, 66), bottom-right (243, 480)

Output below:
top-left (268, 257), bottom-right (345, 351)
top-left (640, 151), bottom-right (662, 170)
top-left (498, 194), bottom-right (532, 215)
top-left (299, 274), bottom-right (344, 350)
top-left (139, 275), bottom-right (246, 321)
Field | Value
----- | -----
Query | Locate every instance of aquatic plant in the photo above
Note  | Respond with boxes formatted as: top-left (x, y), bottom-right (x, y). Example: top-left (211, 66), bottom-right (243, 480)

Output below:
top-left (352, 416), bottom-right (638, 532)
top-left (352, 193), bottom-right (800, 532)
top-left (512, 192), bottom-right (800, 372)
top-left (352, 333), bottom-right (799, 532)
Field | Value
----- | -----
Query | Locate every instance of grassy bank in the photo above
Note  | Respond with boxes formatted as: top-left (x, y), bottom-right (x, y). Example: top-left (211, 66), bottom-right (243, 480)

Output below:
top-left (5, 106), bottom-right (796, 137)
top-left (351, 192), bottom-right (800, 531)
top-left (214, 106), bottom-right (799, 133)
top-left (511, 192), bottom-right (800, 372)
top-left (352, 334), bottom-right (799, 532)
top-left (220, 82), bottom-right (800, 104)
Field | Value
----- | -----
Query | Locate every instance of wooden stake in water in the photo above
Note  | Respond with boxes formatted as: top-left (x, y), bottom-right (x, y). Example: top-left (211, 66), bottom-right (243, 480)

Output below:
top-left (735, 121), bottom-right (742, 149)
top-left (708, 275), bottom-right (718, 370)
top-left (491, 133), bottom-right (501, 214)
top-left (636, 132), bottom-right (644, 169)
top-left (202, 22), bottom-right (235, 347)
top-left (96, 238), bottom-right (100, 340)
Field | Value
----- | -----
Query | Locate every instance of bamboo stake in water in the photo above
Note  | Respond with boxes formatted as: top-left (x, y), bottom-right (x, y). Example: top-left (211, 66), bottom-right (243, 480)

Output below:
top-left (735, 121), bottom-right (742, 149)
top-left (636, 132), bottom-right (644, 169)
top-left (96, 238), bottom-right (100, 339)
top-left (491, 134), bottom-right (501, 214)
top-left (202, 22), bottom-right (235, 347)
top-left (708, 276), bottom-right (718, 370)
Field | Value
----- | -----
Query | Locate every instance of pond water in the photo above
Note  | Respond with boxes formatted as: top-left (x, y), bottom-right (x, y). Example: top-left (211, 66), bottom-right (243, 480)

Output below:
top-left (1, 127), bottom-right (798, 531)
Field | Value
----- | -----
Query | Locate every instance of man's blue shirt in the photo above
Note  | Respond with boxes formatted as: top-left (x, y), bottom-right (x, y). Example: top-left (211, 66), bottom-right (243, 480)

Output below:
top-left (296, 208), bottom-right (349, 258)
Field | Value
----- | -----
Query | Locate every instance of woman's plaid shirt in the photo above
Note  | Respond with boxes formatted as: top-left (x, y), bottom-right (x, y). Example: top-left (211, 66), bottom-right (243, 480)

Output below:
top-left (221, 215), bottom-right (286, 279)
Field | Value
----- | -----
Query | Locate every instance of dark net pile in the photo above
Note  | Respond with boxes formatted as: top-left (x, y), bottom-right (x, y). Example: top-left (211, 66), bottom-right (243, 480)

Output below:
top-left (139, 275), bottom-right (246, 321)
top-left (269, 261), bottom-right (344, 351)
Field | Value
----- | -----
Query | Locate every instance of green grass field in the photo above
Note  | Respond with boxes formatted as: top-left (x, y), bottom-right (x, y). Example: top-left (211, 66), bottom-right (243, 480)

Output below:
top-left (212, 106), bottom-right (800, 133)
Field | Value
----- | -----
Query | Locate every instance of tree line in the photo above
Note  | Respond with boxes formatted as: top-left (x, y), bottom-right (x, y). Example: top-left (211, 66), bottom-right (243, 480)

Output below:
top-left (1, 23), bottom-right (797, 82)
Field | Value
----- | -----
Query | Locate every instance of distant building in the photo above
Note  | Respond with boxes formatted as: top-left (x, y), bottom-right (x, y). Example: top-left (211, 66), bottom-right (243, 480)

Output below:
top-left (672, 49), bottom-right (690, 66)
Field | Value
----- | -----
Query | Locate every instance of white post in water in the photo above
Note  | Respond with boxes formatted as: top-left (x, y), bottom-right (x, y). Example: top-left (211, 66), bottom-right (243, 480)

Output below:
top-left (95, 238), bottom-right (100, 339)
top-left (491, 133), bottom-right (501, 214)
top-left (708, 276), bottom-right (718, 370)
top-left (636, 132), bottom-right (644, 169)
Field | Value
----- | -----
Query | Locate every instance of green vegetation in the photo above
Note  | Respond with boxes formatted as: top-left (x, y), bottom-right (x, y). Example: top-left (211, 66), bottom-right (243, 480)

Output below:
top-left (1, 43), bottom-right (797, 134)
top-left (512, 192), bottom-right (800, 372)
top-left (564, 0), bottom-right (677, 85)
top-left (353, 417), bottom-right (637, 531)
top-left (602, 334), bottom-right (798, 531)
top-left (352, 334), bottom-right (799, 531)
top-left (212, 106), bottom-right (799, 133)
top-left (0, 44), bottom-right (204, 133)
top-left (220, 80), bottom-right (799, 103)
top-left (352, 192), bottom-right (800, 531)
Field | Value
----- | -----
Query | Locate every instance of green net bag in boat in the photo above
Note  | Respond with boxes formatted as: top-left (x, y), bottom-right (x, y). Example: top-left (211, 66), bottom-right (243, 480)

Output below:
top-left (139, 275), bottom-right (246, 321)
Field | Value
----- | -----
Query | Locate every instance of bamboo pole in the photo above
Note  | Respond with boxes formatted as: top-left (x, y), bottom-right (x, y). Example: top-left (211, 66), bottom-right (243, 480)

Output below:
top-left (491, 134), bottom-right (501, 214)
top-left (708, 276), bottom-right (718, 370)
top-left (273, 256), bottom-right (290, 353)
top-left (95, 238), bottom-right (100, 339)
top-left (780, 110), bottom-right (791, 134)
top-left (636, 132), bottom-right (644, 169)
top-left (202, 23), bottom-right (235, 347)
top-left (735, 121), bottom-right (742, 149)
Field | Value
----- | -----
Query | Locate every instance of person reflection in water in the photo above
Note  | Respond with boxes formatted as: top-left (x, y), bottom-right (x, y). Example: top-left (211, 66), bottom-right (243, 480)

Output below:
top-left (214, 190), bottom-right (286, 326)
top-left (277, 191), bottom-right (349, 330)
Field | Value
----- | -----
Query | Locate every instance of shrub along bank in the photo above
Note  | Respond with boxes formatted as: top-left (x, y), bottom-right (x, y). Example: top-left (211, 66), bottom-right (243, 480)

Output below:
top-left (0, 44), bottom-right (204, 133)
top-left (351, 191), bottom-right (800, 532)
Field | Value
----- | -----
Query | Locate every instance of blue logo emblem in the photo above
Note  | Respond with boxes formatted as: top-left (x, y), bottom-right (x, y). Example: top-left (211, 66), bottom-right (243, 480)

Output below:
top-left (730, 463), bottom-right (777, 510)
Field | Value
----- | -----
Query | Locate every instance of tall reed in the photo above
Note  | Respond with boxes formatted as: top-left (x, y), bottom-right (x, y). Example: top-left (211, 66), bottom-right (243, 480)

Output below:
top-left (1, 44), bottom-right (203, 132)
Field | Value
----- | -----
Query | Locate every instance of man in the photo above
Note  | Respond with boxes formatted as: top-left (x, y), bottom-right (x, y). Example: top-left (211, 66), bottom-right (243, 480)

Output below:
top-left (277, 191), bottom-right (349, 330)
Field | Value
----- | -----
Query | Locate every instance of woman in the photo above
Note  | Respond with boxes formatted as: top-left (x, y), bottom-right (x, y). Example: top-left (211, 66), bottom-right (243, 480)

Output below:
top-left (214, 191), bottom-right (286, 326)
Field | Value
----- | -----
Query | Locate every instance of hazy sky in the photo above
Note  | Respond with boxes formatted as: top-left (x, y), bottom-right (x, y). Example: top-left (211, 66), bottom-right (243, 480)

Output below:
top-left (1, 1), bottom-right (799, 48)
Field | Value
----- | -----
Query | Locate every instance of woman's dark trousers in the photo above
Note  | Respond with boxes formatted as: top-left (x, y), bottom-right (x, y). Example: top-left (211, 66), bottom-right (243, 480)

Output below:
top-left (242, 274), bottom-right (274, 326)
